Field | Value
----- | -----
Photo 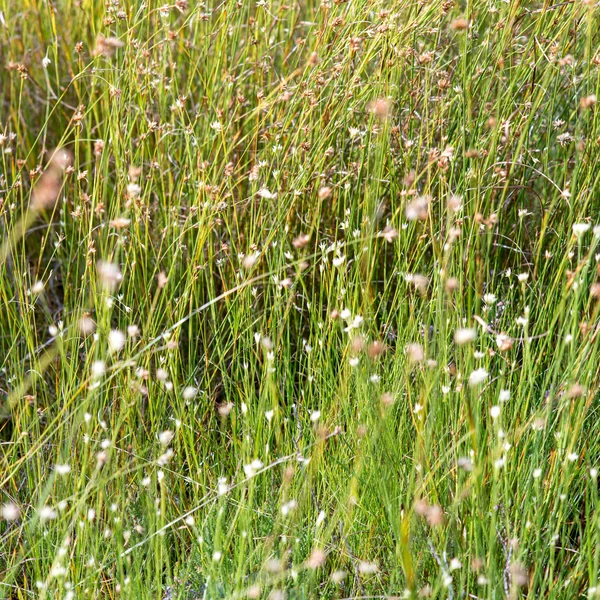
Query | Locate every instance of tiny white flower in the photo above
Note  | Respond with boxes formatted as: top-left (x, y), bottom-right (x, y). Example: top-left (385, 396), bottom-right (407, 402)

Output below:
top-left (449, 558), bottom-right (462, 571)
top-left (39, 506), bottom-right (57, 521)
top-left (42, 56), bottom-right (51, 69)
top-left (573, 223), bottom-right (591, 238)
top-left (517, 272), bottom-right (529, 282)
top-left (108, 330), bottom-right (126, 354)
top-left (1, 503), bottom-right (20, 521)
top-left (55, 464), bottom-right (71, 476)
top-left (533, 468), bottom-right (542, 478)
top-left (158, 430), bottom-right (174, 446)
top-left (499, 389), bottom-right (510, 402)
top-left (454, 328), bottom-right (477, 345)
top-left (469, 368), bottom-right (488, 386)
top-left (182, 386), bottom-right (197, 400)
top-left (310, 410), bottom-right (321, 422)
top-left (490, 406), bottom-right (501, 419)
top-left (257, 188), bottom-right (276, 199)
top-left (91, 360), bottom-right (106, 379)
top-left (483, 293), bottom-right (496, 305)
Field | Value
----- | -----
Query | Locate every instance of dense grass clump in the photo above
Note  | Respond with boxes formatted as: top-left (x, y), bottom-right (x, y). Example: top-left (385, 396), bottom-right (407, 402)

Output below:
top-left (2, 0), bottom-right (600, 598)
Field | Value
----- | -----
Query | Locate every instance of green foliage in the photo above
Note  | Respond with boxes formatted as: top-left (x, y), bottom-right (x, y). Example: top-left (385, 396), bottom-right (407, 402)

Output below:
top-left (1, 0), bottom-right (600, 598)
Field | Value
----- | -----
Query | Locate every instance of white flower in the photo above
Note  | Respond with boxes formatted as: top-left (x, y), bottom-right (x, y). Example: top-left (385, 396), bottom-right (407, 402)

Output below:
top-left (281, 500), bottom-right (297, 516)
top-left (257, 188), bottom-right (276, 199)
top-left (310, 410), bottom-right (321, 422)
top-left (454, 328), bottom-right (477, 345)
top-left (483, 293), bottom-right (496, 305)
top-left (108, 330), bottom-right (126, 353)
top-left (1, 503), bottom-right (20, 521)
top-left (182, 386), bottom-right (197, 400)
top-left (210, 121), bottom-right (223, 132)
top-left (91, 360), bottom-right (106, 379)
top-left (568, 453), bottom-right (579, 462)
top-left (468, 368), bottom-right (488, 386)
top-left (490, 406), bottom-right (501, 419)
top-left (158, 430), bottom-right (174, 446)
top-left (97, 261), bottom-right (123, 291)
top-left (499, 389), bottom-right (510, 402)
top-left (42, 56), bottom-right (51, 69)
top-left (533, 468), bottom-right (542, 478)
top-left (218, 478), bottom-right (229, 496)
top-left (243, 459), bottom-right (264, 478)
top-left (39, 506), bottom-right (57, 521)
top-left (54, 464), bottom-right (71, 475)
top-left (126, 183), bottom-right (141, 198)
top-left (573, 223), bottom-right (591, 238)
top-left (517, 272), bottom-right (529, 282)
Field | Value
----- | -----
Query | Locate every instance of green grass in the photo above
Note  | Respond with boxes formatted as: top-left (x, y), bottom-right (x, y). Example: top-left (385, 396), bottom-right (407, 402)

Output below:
top-left (1, 0), bottom-right (600, 597)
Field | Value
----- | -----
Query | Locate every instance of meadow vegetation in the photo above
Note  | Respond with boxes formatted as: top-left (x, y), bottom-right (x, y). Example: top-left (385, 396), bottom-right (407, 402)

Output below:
top-left (2, 0), bottom-right (600, 597)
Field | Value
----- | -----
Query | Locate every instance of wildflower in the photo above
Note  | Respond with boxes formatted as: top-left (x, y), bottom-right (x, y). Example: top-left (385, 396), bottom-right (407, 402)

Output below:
top-left (405, 196), bottom-right (429, 221)
top-left (379, 225), bottom-right (398, 243)
top-left (243, 459), bottom-right (264, 478)
top-left (292, 233), bottom-right (310, 248)
top-left (182, 386), bottom-right (197, 400)
top-left (97, 261), bottom-right (122, 291)
top-left (517, 272), bottom-right (529, 282)
top-left (1, 503), bottom-right (20, 521)
top-left (318, 186), bottom-right (332, 199)
top-left (580, 95), bottom-right (597, 109)
top-left (468, 368), bottom-right (488, 386)
top-left (306, 548), bottom-right (326, 568)
top-left (39, 506), bottom-right (57, 521)
top-left (454, 328), bottom-right (477, 345)
top-left (218, 478), bottom-right (228, 496)
top-left (55, 464), bottom-right (71, 475)
top-left (94, 35), bottom-right (124, 58)
top-left (533, 468), bottom-right (542, 478)
top-left (257, 188), bottom-right (276, 199)
top-left (310, 410), bottom-right (321, 422)
top-left (358, 561), bottom-right (379, 574)
top-left (331, 571), bottom-right (347, 584)
top-left (483, 293), bottom-right (496, 305)
top-left (406, 343), bottom-right (424, 363)
top-left (158, 430), bottom-right (174, 446)
top-left (499, 389), bottom-right (510, 402)
top-left (91, 360), bottom-right (106, 379)
top-left (31, 148), bottom-right (72, 209)
top-left (490, 406), bottom-right (501, 419)
top-left (281, 500), bottom-right (297, 516)
top-left (496, 334), bottom-right (513, 351)
top-left (451, 17), bottom-right (469, 30)
top-left (573, 223), bottom-right (591, 238)
top-left (108, 330), bottom-right (126, 354)
top-left (367, 97), bottom-right (392, 120)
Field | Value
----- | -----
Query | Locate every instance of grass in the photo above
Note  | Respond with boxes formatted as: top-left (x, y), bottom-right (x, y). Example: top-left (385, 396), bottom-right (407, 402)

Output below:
top-left (1, 0), bottom-right (600, 597)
